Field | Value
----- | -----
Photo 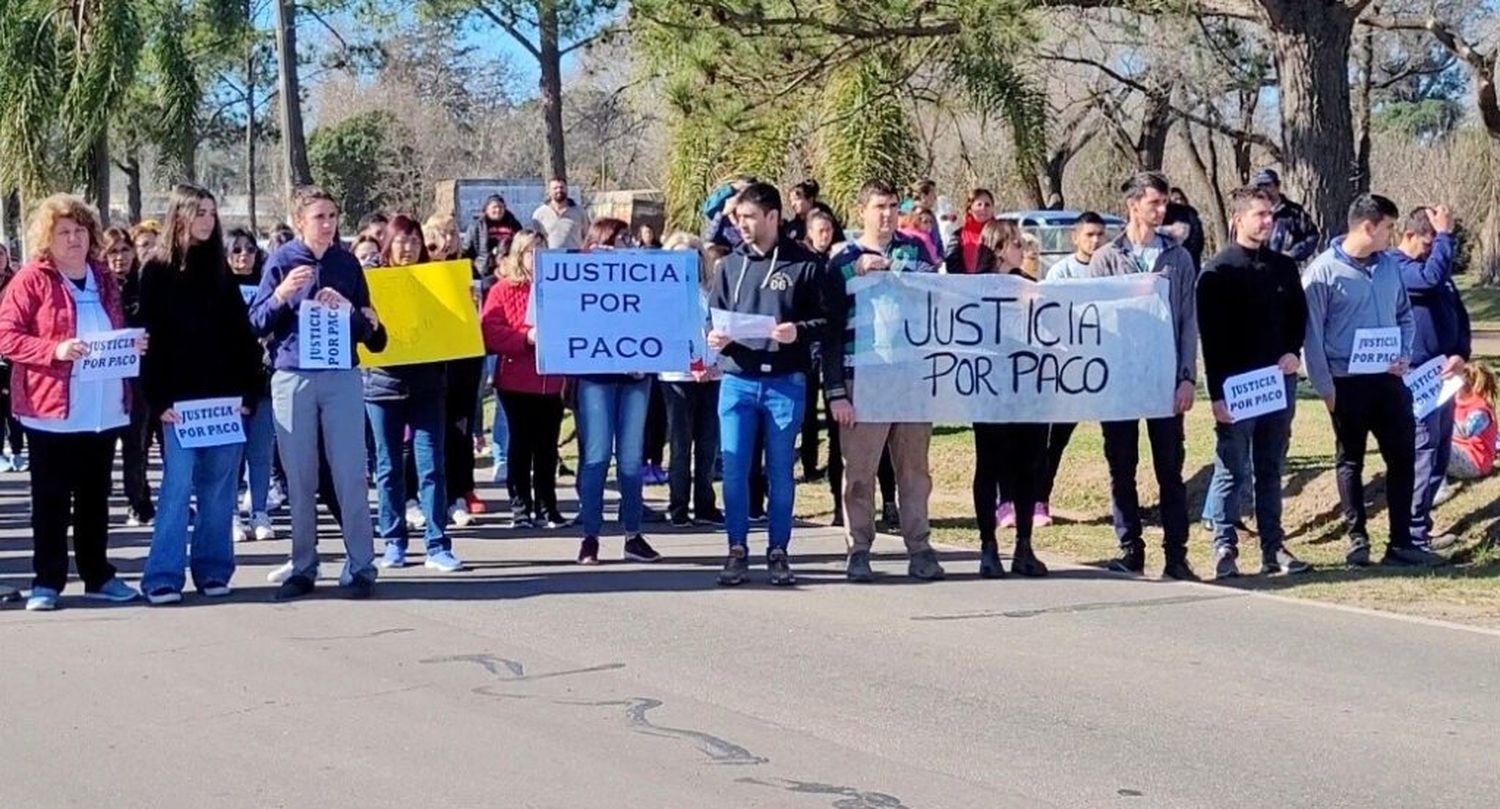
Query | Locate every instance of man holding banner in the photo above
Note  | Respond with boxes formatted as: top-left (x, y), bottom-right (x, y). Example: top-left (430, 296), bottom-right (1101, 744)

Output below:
top-left (705, 182), bottom-right (841, 586)
top-left (1088, 172), bottom-right (1200, 581)
top-left (1303, 193), bottom-right (1444, 568)
top-left (1196, 187), bottom-right (1310, 579)
top-left (824, 180), bottom-right (946, 584)
top-left (1391, 205), bottom-right (1471, 552)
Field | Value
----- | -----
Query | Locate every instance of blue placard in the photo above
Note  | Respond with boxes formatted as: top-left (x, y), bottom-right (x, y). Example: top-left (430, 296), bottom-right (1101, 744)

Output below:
top-left (533, 250), bottom-right (701, 374)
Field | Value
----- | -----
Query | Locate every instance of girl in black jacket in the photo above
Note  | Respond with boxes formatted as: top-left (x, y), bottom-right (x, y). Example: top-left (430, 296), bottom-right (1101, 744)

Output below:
top-left (137, 184), bottom-right (265, 605)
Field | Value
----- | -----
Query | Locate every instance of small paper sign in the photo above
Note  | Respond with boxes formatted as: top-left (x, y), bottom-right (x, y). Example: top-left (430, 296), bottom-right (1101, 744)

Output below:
top-left (73, 328), bottom-right (145, 382)
top-left (1405, 355), bottom-right (1447, 420)
top-left (298, 300), bottom-right (351, 370)
top-left (173, 397), bottom-right (246, 449)
top-left (1348, 327), bottom-right (1401, 375)
top-left (1223, 366), bottom-right (1288, 423)
top-left (710, 308), bottom-right (776, 340)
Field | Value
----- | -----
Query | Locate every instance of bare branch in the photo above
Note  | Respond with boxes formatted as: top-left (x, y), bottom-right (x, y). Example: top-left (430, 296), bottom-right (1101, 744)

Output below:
top-left (477, 4), bottom-right (542, 60)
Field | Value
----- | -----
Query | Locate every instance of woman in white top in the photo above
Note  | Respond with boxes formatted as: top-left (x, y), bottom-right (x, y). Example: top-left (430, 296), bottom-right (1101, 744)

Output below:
top-left (0, 195), bottom-right (148, 611)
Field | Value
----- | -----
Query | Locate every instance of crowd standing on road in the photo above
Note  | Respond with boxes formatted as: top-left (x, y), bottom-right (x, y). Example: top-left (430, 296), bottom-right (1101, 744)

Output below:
top-left (0, 161), bottom-right (1491, 611)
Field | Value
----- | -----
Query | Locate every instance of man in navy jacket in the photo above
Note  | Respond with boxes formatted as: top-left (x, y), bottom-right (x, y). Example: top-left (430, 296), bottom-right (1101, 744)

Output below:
top-left (1391, 205), bottom-right (1472, 550)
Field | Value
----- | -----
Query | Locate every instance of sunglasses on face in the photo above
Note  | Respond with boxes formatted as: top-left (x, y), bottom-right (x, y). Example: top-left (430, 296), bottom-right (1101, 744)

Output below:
top-left (229, 245), bottom-right (256, 254)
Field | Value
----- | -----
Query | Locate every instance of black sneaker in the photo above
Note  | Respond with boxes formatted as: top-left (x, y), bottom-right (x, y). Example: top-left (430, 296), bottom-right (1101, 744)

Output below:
top-left (577, 536), bottom-right (600, 565)
top-left (830, 512), bottom-right (844, 528)
top-left (641, 505), bottom-right (668, 524)
top-left (766, 548), bottom-right (796, 586)
top-left (623, 534), bottom-right (661, 563)
top-left (1262, 547), bottom-right (1312, 576)
top-left (558, 461), bottom-right (575, 477)
top-left (846, 549), bottom-right (874, 583)
top-left (880, 502), bottom-right (899, 528)
top-left (718, 545), bottom-right (749, 586)
top-left (1010, 543), bottom-right (1049, 578)
top-left (1163, 558), bottom-right (1200, 581)
top-left (274, 575), bottom-right (315, 602)
top-left (1381, 544), bottom-right (1449, 568)
top-left (542, 510), bottom-right (567, 529)
top-left (670, 512), bottom-right (693, 528)
top-left (979, 539), bottom-right (1006, 579)
top-left (1108, 548), bottom-right (1145, 574)
top-left (907, 549), bottom-right (946, 581)
top-left (1346, 539), bottom-right (1373, 567)
top-left (694, 510), bottom-right (726, 527)
top-left (748, 511), bottom-right (768, 525)
top-left (509, 514), bottom-right (535, 529)
top-left (345, 574), bottom-right (375, 600)
top-left (1214, 546), bottom-right (1240, 580)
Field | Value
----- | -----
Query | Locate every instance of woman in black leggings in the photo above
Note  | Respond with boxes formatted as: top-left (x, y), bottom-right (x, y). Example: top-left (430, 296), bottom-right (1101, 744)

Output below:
top-left (970, 220), bottom-right (1048, 578)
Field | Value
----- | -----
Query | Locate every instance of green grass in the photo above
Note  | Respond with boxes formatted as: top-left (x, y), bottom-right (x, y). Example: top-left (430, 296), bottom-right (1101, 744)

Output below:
top-left (484, 387), bottom-right (1500, 628)
top-left (1456, 272), bottom-right (1500, 331)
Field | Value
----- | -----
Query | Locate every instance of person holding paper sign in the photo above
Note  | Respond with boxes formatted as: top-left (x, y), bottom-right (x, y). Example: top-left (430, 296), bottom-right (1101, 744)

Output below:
top-left (102, 227), bottom-right (155, 524)
top-left (1391, 205), bottom-right (1472, 551)
top-left (657, 232), bottom-right (726, 527)
top-left (249, 185), bottom-right (388, 600)
top-left (364, 216), bottom-right (463, 573)
top-left (0, 194), bottom-right (146, 611)
top-left (137, 185), bottom-right (265, 605)
top-left (706, 182), bottom-right (841, 586)
top-left (1197, 186), bottom-right (1311, 579)
top-left (226, 228), bottom-right (278, 543)
top-left (823, 180), bottom-right (946, 584)
top-left (1087, 171), bottom-right (1200, 581)
top-left (1303, 194), bottom-right (1444, 568)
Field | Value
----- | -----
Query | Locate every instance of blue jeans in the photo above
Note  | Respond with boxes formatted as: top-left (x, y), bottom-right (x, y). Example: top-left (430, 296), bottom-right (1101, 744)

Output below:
top-left (141, 426), bottom-right (243, 594)
top-left (484, 357), bottom-right (509, 466)
top-left (240, 395), bottom-right (275, 514)
top-left (1201, 450), bottom-right (1254, 524)
top-left (1210, 375), bottom-right (1295, 554)
top-left (1411, 398), bottom-right (1456, 547)
top-left (719, 372), bottom-right (805, 549)
top-left (576, 376), bottom-right (651, 537)
top-left (367, 398), bottom-right (449, 553)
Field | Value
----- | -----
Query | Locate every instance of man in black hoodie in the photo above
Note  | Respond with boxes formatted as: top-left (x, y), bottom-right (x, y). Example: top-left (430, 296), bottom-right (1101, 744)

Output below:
top-left (1197, 186), bottom-right (1311, 579)
top-left (705, 182), bottom-right (842, 586)
top-left (464, 194), bottom-right (523, 280)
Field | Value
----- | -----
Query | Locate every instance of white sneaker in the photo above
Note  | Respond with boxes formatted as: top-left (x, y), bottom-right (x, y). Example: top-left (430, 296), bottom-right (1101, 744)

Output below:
top-left (404, 500), bottom-right (426, 531)
top-left (201, 583), bottom-right (232, 598)
top-left (251, 512), bottom-right (275, 541)
top-left (491, 463), bottom-right (507, 484)
top-left (266, 560), bottom-right (296, 584)
top-left (239, 489), bottom-right (253, 514)
top-left (232, 519), bottom-right (252, 543)
top-left (267, 482), bottom-right (287, 512)
top-left (449, 499), bottom-right (474, 528)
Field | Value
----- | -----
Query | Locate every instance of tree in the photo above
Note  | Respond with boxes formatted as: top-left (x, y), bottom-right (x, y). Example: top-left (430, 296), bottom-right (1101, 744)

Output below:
top-left (274, 0), bottom-right (314, 210)
top-left (417, 0), bottom-right (624, 182)
top-left (307, 111), bottom-right (422, 226)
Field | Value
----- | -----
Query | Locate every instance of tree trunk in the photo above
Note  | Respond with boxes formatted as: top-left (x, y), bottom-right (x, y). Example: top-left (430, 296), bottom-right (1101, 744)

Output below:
top-left (0, 187), bottom-right (14, 249)
top-left (123, 150), bottom-right (143, 223)
top-left (1261, 0), bottom-right (1359, 236)
top-left (1351, 9), bottom-right (1376, 195)
top-left (1480, 139), bottom-right (1500, 286)
top-left (246, 42), bottom-right (259, 235)
top-left (1179, 123), bottom-right (1229, 251)
top-left (274, 0), bottom-right (313, 212)
top-left (1233, 88), bottom-right (1258, 185)
top-left (538, 0), bottom-right (567, 182)
top-left (85, 132), bottom-right (110, 221)
top-left (1135, 92), bottom-right (1172, 171)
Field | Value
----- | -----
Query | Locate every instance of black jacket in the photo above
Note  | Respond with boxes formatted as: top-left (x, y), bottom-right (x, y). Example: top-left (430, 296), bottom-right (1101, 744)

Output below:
top-left (706, 236), bottom-right (840, 379)
top-left (1196, 242), bottom-right (1307, 401)
top-left (465, 211), bottom-right (524, 280)
top-left (138, 245), bottom-right (266, 417)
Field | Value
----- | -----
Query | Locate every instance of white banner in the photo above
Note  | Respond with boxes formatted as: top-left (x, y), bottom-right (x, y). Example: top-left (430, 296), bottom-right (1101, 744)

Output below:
top-left (298, 300), bottom-right (351, 370)
top-left (173, 397), bottom-right (246, 449)
top-left (850, 273), bottom-right (1176, 424)
top-left (73, 328), bottom-right (145, 382)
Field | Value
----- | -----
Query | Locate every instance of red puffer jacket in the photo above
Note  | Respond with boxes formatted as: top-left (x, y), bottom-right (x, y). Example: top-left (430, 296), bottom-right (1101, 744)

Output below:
top-left (0, 258), bottom-right (131, 419)
top-left (480, 278), bottom-right (564, 396)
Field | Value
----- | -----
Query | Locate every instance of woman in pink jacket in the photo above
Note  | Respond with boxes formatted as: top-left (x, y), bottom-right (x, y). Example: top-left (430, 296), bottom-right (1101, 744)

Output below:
top-left (481, 230), bottom-right (567, 529)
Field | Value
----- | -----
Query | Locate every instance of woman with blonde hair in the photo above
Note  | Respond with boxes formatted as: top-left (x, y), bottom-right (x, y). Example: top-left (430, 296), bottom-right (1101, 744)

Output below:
top-left (0, 195), bottom-right (147, 610)
top-left (423, 214), bottom-right (462, 261)
top-left (1448, 363), bottom-right (1497, 481)
top-left (481, 229), bottom-right (567, 528)
top-left (658, 231), bottom-right (725, 526)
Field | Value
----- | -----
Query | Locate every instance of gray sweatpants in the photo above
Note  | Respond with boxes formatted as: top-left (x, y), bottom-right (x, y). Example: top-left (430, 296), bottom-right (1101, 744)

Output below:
top-left (272, 369), bottom-right (376, 582)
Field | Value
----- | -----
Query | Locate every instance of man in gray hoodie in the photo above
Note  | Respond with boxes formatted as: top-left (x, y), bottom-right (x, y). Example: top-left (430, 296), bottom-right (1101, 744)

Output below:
top-left (1089, 171), bottom-right (1199, 581)
top-left (1302, 193), bottom-right (1445, 568)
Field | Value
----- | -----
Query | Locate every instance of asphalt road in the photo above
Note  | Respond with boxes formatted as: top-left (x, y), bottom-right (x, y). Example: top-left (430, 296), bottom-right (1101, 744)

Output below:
top-left (1, 471), bottom-right (1497, 809)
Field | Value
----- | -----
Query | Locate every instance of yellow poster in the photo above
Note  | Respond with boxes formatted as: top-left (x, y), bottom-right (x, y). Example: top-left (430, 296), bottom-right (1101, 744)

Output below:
top-left (358, 259), bottom-right (485, 367)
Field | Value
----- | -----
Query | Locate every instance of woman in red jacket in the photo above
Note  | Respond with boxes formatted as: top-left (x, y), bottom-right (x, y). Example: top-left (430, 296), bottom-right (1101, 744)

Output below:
top-left (0, 194), bottom-right (148, 611)
top-left (481, 229), bottom-right (567, 529)
top-left (943, 188), bottom-right (996, 274)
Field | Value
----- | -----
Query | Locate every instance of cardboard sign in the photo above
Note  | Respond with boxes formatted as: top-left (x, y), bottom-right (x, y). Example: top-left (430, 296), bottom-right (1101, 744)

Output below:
top-left (358, 260), bottom-right (484, 367)
top-left (298, 300), bottom-right (351, 370)
top-left (173, 397), bottom-right (246, 449)
top-left (1223, 366), bottom-right (1288, 423)
top-left (73, 328), bottom-right (145, 382)
top-left (1348, 327), bottom-right (1401, 375)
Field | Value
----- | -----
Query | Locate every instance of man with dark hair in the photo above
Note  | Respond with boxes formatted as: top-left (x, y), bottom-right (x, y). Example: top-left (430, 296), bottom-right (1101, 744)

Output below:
top-left (824, 179), bottom-right (946, 583)
top-left (359, 211), bottom-right (390, 249)
top-left (1252, 168), bottom-right (1320, 263)
top-left (1045, 211), bottom-right (1107, 281)
top-left (1304, 193), bottom-right (1444, 567)
top-left (1088, 171), bottom-right (1199, 580)
top-left (1163, 187), bottom-right (1206, 268)
top-left (464, 194), bottom-right (523, 279)
top-left (530, 177), bottom-right (590, 249)
top-left (706, 182), bottom-right (842, 586)
top-left (1390, 204), bottom-right (1471, 551)
top-left (1198, 187), bottom-right (1311, 579)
